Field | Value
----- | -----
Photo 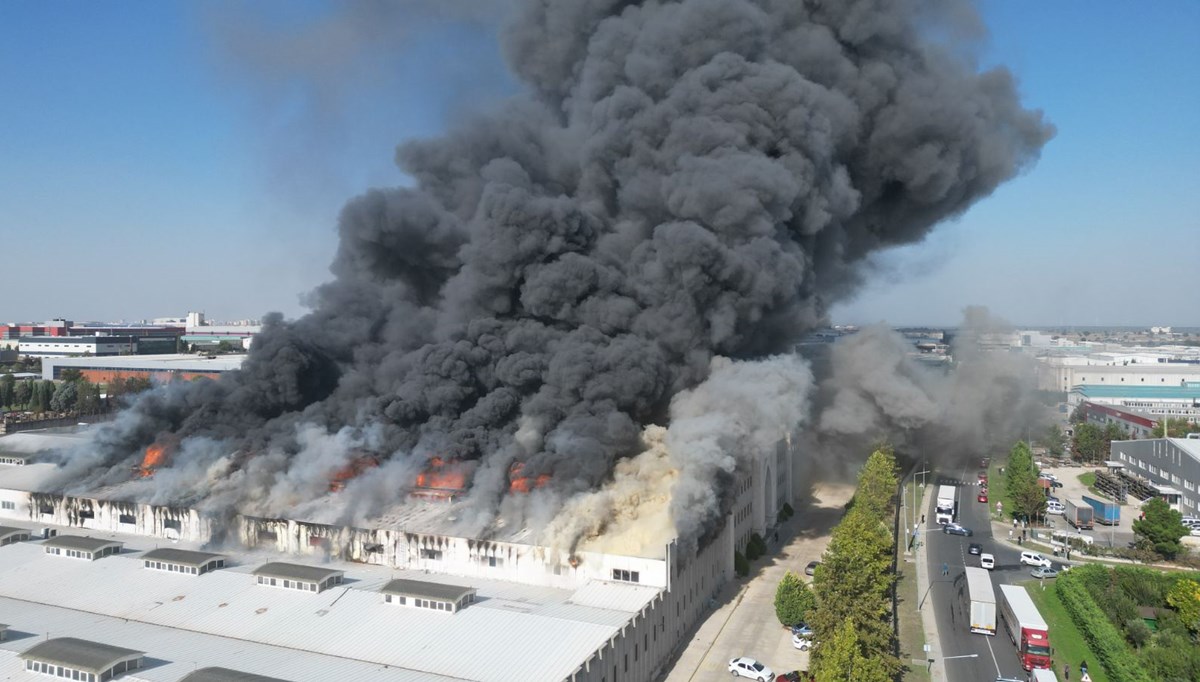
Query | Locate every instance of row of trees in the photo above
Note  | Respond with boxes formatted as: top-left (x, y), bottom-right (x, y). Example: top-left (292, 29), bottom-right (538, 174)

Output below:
top-left (807, 447), bottom-right (901, 681)
top-left (0, 371), bottom-right (152, 415)
top-left (1003, 441), bottom-right (1047, 523)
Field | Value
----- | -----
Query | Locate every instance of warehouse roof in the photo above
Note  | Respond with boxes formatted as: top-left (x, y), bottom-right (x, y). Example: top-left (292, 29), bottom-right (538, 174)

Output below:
top-left (43, 535), bottom-right (122, 553)
top-left (1072, 383), bottom-right (1200, 399)
top-left (19, 637), bottom-right (143, 674)
top-left (0, 450), bottom-right (34, 463)
top-left (142, 547), bottom-right (226, 567)
top-left (252, 562), bottom-right (343, 583)
top-left (41, 353), bottom-right (247, 374)
top-left (180, 667), bottom-right (294, 682)
top-left (0, 526), bottom-right (31, 542)
top-left (381, 579), bottom-right (475, 602)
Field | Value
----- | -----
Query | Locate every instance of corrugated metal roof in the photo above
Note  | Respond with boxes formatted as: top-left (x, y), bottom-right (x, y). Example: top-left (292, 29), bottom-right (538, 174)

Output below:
top-left (20, 637), bottom-right (143, 673)
top-left (142, 548), bottom-right (226, 567)
top-left (0, 541), bottom-right (654, 682)
top-left (252, 562), bottom-right (343, 583)
top-left (381, 578), bottom-right (474, 602)
top-left (0, 526), bottom-right (31, 541)
top-left (180, 667), bottom-right (294, 682)
top-left (43, 535), bottom-right (123, 552)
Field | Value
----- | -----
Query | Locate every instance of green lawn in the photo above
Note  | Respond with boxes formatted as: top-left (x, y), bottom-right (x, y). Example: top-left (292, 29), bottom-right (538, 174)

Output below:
top-left (1024, 581), bottom-right (1108, 682)
top-left (988, 459), bottom-right (1012, 522)
top-left (1077, 471), bottom-right (1103, 498)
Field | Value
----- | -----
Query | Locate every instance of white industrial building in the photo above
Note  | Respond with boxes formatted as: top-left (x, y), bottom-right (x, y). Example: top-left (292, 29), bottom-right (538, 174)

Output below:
top-left (41, 353), bottom-right (247, 381)
top-left (18, 336), bottom-right (138, 358)
top-left (0, 426), bottom-right (793, 682)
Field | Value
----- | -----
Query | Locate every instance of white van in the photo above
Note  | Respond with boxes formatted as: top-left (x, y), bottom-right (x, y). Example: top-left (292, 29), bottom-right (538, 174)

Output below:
top-left (980, 553), bottom-right (995, 570)
top-left (1047, 501), bottom-right (1065, 515)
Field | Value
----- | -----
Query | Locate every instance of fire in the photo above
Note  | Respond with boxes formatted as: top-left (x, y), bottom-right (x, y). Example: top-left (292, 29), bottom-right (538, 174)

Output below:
top-left (508, 462), bottom-right (551, 494)
top-left (328, 456), bottom-right (380, 492)
top-left (411, 457), bottom-right (474, 500)
top-left (137, 443), bottom-right (168, 478)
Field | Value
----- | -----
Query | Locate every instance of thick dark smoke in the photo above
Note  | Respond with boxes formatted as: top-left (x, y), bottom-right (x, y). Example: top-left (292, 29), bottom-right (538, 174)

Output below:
top-left (50, 0), bottom-right (1051, 547)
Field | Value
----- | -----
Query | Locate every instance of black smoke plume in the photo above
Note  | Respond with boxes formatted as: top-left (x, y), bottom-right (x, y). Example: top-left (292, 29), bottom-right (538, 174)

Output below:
top-left (51, 0), bottom-right (1052, 547)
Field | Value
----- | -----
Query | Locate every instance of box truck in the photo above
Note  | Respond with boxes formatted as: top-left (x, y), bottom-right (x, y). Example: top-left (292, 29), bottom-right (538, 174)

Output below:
top-left (1082, 495), bottom-right (1120, 525)
top-left (966, 566), bottom-right (996, 635)
top-left (998, 584), bottom-right (1053, 671)
top-left (935, 484), bottom-right (956, 525)
top-left (1064, 499), bottom-right (1094, 530)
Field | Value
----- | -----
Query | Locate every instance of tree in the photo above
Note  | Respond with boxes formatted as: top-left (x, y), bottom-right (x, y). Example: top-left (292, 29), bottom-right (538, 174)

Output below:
top-left (124, 376), bottom-right (153, 394)
top-left (76, 381), bottom-right (102, 414)
top-left (12, 379), bottom-right (32, 408)
top-left (217, 340), bottom-right (235, 353)
top-left (0, 373), bottom-right (13, 407)
top-left (1132, 498), bottom-right (1188, 559)
top-left (1166, 578), bottom-right (1200, 634)
top-left (1072, 423), bottom-right (1104, 464)
top-left (811, 619), bottom-right (891, 682)
top-left (851, 446), bottom-right (897, 521)
top-left (1043, 424), bottom-right (1064, 457)
top-left (59, 368), bottom-right (83, 383)
top-left (1154, 418), bottom-right (1200, 438)
top-left (1005, 441), bottom-right (1045, 523)
top-left (1069, 403), bottom-right (1087, 425)
top-left (774, 570), bottom-right (815, 626)
top-left (49, 381), bottom-right (78, 412)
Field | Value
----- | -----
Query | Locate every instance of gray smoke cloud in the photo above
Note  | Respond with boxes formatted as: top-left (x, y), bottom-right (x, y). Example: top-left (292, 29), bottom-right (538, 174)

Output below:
top-left (48, 0), bottom-right (1051, 548)
top-left (810, 306), bottom-right (1047, 475)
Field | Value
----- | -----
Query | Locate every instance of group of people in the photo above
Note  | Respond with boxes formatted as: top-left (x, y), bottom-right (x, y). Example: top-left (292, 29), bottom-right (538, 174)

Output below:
top-left (1060, 660), bottom-right (1090, 681)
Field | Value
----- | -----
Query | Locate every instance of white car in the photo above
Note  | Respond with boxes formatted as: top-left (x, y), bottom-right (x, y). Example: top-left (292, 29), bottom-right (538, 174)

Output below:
top-left (1047, 502), bottom-right (1065, 515)
top-left (1020, 551), bottom-right (1052, 568)
top-left (980, 553), bottom-right (995, 570)
top-left (728, 657), bottom-right (775, 681)
top-left (792, 633), bottom-right (814, 651)
top-left (1190, 527), bottom-right (1200, 537)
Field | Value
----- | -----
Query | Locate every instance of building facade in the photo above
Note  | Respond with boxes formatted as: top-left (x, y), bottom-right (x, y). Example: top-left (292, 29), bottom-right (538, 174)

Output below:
top-left (1109, 436), bottom-right (1200, 517)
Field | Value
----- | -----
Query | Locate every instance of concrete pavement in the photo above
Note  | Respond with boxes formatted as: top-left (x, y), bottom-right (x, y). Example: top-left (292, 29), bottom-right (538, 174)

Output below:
top-left (914, 499), bottom-right (948, 682)
top-left (663, 482), bottom-right (856, 682)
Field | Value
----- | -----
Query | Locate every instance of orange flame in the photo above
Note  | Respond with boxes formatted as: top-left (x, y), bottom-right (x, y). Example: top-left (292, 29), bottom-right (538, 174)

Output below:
top-left (412, 457), bottom-right (472, 494)
top-left (329, 456), bottom-right (380, 492)
top-left (137, 443), bottom-right (168, 478)
top-left (508, 462), bottom-right (550, 493)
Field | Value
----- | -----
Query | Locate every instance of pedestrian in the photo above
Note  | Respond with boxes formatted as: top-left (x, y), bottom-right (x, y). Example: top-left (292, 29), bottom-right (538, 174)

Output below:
top-left (921, 513), bottom-right (925, 524)
top-left (1009, 529), bottom-right (1013, 540)
top-left (942, 562), bottom-right (949, 576)
top-left (1022, 529), bottom-right (1027, 541)
top-left (1064, 663), bottom-right (1070, 680)
top-left (1081, 660), bottom-right (1088, 675)
top-left (1013, 518), bottom-right (1018, 529)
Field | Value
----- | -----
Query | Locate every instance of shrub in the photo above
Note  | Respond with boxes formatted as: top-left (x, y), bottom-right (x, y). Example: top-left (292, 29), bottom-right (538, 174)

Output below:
top-left (746, 533), bottom-right (767, 560)
top-left (1055, 571), bottom-right (1154, 682)
top-left (734, 551), bottom-right (749, 577)
top-left (1125, 618), bottom-right (1151, 649)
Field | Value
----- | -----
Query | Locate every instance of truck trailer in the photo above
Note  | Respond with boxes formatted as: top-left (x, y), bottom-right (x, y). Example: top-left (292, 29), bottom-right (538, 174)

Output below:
top-left (1064, 499), bottom-right (1094, 530)
top-left (998, 584), bottom-right (1053, 671)
top-left (935, 484), bottom-right (957, 525)
top-left (1082, 494), bottom-right (1120, 525)
top-left (966, 566), bottom-right (996, 635)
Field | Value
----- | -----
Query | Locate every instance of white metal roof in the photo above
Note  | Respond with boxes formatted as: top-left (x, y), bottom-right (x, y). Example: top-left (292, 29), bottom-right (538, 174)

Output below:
top-left (0, 538), bottom-right (657, 682)
top-left (998, 585), bottom-right (1048, 630)
top-left (965, 567), bottom-right (995, 604)
top-left (43, 353), bottom-right (247, 372)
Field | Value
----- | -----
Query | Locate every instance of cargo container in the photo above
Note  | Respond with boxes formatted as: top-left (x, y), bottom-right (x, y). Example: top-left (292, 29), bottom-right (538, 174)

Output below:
top-left (966, 567), bottom-right (996, 635)
top-left (1064, 499), bottom-right (1094, 530)
top-left (998, 584), bottom-right (1053, 671)
top-left (1082, 495), bottom-right (1119, 525)
top-left (935, 485), bottom-right (957, 525)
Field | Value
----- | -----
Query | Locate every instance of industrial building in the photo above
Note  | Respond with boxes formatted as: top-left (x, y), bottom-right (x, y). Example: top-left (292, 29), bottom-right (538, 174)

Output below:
top-left (1068, 384), bottom-right (1200, 420)
top-left (41, 353), bottom-right (247, 383)
top-left (1079, 401), bottom-right (1159, 439)
top-left (0, 426), bottom-right (789, 682)
top-left (6, 319), bottom-right (185, 358)
top-left (1109, 436), bottom-right (1200, 517)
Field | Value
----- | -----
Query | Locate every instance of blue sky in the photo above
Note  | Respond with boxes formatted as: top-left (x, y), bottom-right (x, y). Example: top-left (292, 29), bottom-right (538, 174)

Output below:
top-left (1, 1), bottom-right (1196, 327)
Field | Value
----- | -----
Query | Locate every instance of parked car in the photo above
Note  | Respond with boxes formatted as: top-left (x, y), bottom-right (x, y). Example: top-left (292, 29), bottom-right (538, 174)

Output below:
top-left (779, 672), bottom-right (809, 682)
top-left (968, 543), bottom-right (982, 556)
top-left (1190, 527), bottom-right (1200, 537)
top-left (729, 657), bottom-right (776, 681)
top-left (789, 623), bottom-right (813, 637)
top-left (804, 561), bottom-right (820, 576)
top-left (943, 523), bottom-right (973, 537)
top-left (1020, 551), bottom-right (1052, 568)
top-left (1031, 566), bottom-right (1059, 579)
top-left (1047, 501), bottom-right (1065, 515)
top-left (980, 553), bottom-right (995, 570)
top-left (792, 634), bottom-right (814, 651)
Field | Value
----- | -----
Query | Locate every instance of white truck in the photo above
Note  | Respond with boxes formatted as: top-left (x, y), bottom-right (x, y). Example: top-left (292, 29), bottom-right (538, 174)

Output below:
top-left (966, 566), bottom-right (996, 635)
top-left (935, 484), bottom-right (957, 525)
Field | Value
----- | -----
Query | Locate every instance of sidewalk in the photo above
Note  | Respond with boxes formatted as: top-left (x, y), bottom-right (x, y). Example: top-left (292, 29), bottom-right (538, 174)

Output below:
top-left (914, 516), bottom-right (947, 682)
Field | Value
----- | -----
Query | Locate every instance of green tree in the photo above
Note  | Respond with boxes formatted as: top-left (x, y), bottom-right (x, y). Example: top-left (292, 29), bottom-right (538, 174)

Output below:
top-left (124, 376), bottom-right (153, 394)
top-left (1133, 498), bottom-right (1188, 559)
top-left (216, 340), bottom-right (234, 353)
top-left (1069, 403), bottom-right (1087, 425)
top-left (0, 373), bottom-right (14, 407)
top-left (811, 619), bottom-right (891, 682)
top-left (1005, 441), bottom-right (1045, 522)
top-left (1072, 423), bottom-right (1104, 464)
top-left (1166, 578), bottom-right (1200, 633)
top-left (49, 381), bottom-right (78, 412)
top-left (76, 381), bottom-right (102, 414)
top-left (1043, 424), bottom-right (1064, 457)
top-left (851, 446), bottom-right (897, 521)
top-left (774, 570), bottom-right (815, 626)
top-left (1153, 418), bottom-right (1200, 438)
top-left (12, 379), bottom-right (32, 408)
top-left (59, 368), bottom-right (83, 383)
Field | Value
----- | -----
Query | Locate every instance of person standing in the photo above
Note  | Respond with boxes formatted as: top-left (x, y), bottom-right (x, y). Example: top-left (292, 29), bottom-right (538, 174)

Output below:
top-left (1064, 663), bottom-right (1070, 680)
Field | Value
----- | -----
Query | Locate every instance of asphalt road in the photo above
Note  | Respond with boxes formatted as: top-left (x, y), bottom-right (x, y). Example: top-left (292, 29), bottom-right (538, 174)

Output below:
top-left (924, 466), bottom-right (1060, 682)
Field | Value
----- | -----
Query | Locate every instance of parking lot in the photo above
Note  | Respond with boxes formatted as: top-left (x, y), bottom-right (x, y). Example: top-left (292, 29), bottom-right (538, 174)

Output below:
top-left (663, 482), bottom-right (855, 682)
top-left (1036, 461), bottom-right (1138, 549)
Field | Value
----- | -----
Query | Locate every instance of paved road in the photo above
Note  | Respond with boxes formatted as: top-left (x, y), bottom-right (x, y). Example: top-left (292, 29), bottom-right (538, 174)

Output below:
top-left (664, 482), bottom-right (856, 682)
top-left (924, 465), bottom-right (1055, 682)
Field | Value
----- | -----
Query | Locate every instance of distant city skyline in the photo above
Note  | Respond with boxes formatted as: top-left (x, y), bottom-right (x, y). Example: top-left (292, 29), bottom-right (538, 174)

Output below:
top-left (1, 1), bottom-right (1196, 328)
